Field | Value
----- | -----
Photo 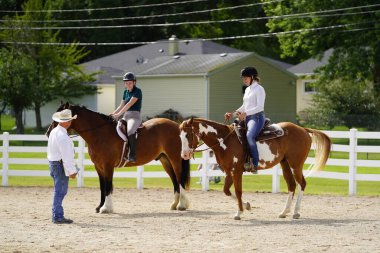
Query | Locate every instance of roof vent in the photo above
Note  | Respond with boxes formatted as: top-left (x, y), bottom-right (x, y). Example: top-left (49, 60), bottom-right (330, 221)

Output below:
top-left (168, 35), bottom-right (179, 56)
top-left (220, 53), bottom-right (227, 57)
top-left (173, 55), bottom-right (180, 59)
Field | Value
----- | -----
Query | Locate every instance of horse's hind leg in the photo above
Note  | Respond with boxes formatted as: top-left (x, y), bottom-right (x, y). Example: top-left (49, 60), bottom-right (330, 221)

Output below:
top-left (279, 160), bottom-right (296, 218)
top-left (159, 155), bottom-right (188, 211)
top-left (292, 168), bottom-right (307, 219)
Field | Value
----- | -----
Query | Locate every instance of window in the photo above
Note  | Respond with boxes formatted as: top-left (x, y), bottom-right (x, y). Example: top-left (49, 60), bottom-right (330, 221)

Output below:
top-left (303, 81), bottom-right (318, 94)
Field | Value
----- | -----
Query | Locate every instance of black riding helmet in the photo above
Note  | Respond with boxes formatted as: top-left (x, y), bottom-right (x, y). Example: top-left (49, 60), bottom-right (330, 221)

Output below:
top-left (123, 72), bottom-right (136, 81)
top-left (240, 67), bottom-right (258, 78)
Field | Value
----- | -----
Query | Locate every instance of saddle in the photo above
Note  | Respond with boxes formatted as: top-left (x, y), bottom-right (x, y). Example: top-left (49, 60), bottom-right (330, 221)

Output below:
top-left (233, 118), bottom-right (284, 144)
top-left (115, 119), bottom-right (142, 167)
top-left (116, 118), bottom-right (142, 141)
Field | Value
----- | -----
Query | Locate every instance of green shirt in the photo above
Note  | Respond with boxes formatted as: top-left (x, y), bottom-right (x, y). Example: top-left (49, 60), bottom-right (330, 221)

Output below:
top-left (123, 86), bottom-right (142, 112)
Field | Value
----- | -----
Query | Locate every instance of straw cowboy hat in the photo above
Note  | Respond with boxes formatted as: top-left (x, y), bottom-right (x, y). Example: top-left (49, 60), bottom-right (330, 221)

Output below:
top-left (52, 109), bottom-right (78, 122)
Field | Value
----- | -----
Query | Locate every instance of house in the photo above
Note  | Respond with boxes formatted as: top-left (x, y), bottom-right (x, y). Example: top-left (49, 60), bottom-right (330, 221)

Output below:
top-left (23, 36), bottom-right (297, 127)
top-left (22, 36), bottom-right (244, 127)
top-left (287, 49), bottom-right (333, 113)
top-left (114, 49), bottom-right (297, 123)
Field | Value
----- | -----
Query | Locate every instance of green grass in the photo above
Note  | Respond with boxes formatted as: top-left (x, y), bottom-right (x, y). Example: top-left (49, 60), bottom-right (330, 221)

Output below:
top-left (1, 115), bottom-right (380, 196)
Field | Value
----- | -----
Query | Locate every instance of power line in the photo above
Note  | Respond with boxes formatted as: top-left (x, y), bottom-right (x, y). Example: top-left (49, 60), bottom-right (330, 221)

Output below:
top-left (0, 21), bottom-right (376, 46)
top-left (1, 5), bottom-right (378, 30)
top-left (0, 0), bottom-right (209, 13)
top-left (0, 0), bottom-right (283, 24)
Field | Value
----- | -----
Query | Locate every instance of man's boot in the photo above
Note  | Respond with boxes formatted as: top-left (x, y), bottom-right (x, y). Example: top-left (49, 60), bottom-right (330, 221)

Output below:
top-left (127, 134), bottom-right (137, 163)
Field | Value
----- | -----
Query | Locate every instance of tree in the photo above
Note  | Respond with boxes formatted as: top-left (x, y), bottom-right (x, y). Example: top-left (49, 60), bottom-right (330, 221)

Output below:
top-left (0, 48), bottom-right (36, 134)
top-left (263, 0), bottom-right (380, 128)
top-left (0, 0), bottom-right (97, 132)
top-left (263, 0), bottom-right (380, 91)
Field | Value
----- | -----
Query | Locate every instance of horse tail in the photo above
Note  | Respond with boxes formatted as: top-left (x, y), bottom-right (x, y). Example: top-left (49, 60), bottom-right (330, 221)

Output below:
top-left (304, 128), bottom-right (331, 174)
top-left (181, 159), bottom-right (191, 190)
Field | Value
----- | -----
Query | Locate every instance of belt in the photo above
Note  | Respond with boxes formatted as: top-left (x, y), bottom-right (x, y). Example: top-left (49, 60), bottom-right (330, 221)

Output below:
top-left (49, 160), bottom-right (63, 164)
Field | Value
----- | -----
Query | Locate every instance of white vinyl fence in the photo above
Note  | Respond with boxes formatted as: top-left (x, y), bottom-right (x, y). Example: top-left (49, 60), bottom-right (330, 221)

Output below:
top-left (1, 129), bottom-right (380, 195)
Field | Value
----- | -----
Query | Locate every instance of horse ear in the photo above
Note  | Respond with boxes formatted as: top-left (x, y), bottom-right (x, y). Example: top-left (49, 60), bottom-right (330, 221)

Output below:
top-left (64, 101), bottom-right (70, 109)
top-left (188, 117), bottom-right (193, 125)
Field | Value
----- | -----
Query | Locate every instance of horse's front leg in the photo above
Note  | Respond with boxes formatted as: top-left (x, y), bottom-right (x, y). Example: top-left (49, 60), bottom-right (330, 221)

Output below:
top-left (99, 178), bottom-right (114, 213)
top-left (231, 169), bottom-right (246, 220)
top-left (97, 166), bottom-right (114, 214)
top-left (96, 173), bottom-right (106, 213)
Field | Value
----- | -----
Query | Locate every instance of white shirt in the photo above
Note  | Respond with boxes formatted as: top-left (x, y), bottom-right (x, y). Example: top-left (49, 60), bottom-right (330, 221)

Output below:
top-left (236, 81), bottom-right (266, 116)
top-left (47, 124), bottom-right (77, 176)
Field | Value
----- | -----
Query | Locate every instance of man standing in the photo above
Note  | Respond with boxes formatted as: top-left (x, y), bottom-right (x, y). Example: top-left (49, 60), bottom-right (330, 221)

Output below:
top-left (47, 109), bottom-right (78, 224)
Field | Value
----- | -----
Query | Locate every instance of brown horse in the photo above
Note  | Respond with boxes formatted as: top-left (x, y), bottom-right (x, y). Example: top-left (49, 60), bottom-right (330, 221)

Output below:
top-left (179, 118), bottom-right (331, 220)
top-left (46, 102), bottom-right (190, 213)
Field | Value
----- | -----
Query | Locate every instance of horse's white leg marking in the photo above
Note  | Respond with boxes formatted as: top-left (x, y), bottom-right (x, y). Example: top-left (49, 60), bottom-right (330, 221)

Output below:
top-left (279, 192), bottom-right (293, 218)
top-left (234, 210), bottom-right (242, 220)
top-left (99, 194), bottom-right (114, 214)
top-left (177, 185), bottom-right (189, 211)
top-left (230, 194), bottom-right (251, 220)
top-left (293, 185), bottom-right (303, 219)
top-left (171, 192), bottom-right (180, 210)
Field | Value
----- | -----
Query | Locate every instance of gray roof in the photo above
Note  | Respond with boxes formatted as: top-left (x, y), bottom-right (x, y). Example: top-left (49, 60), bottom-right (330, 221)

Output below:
top-left (82, 37), bottom-right (293, 82)
top-left (123, 53), bottom-right (252, 76)
top-left (82, 39), bottom-right (244, 75)
top-left (287, 49), bottom-right (333, 75)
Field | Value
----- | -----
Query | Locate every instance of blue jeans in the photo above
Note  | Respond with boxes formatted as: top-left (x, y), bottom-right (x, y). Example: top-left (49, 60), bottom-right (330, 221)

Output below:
top-left (246, 112), bottom-right (265, 167)
top-left (49, 161), bottom-right (69, 222)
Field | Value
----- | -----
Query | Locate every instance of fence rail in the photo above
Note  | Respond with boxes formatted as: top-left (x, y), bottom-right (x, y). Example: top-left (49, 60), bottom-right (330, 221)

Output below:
top-left (1, 129), bottom-right (380, 195)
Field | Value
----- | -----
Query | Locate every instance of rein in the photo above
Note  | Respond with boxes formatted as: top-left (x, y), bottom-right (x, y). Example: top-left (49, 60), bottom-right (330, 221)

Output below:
top-left (69, 121), bottom-right (111, 138)
top-left (185, 124), bottom-right (236, 153)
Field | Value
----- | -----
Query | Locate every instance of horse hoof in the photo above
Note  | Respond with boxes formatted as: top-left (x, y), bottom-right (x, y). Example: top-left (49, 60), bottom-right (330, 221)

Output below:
top-left (234, 216), bottom-right (241, 220)
top-left (177, 206), bottom-right (187, 211)
top-left (95, 208), bottom-right (100, 213)
top-left (170, 205), bottom-right (177, 210)
top-left (245, 202), bottom-right (251, 211)
top-left (293, 213), bottom-right (300, 219)
top-left (278, 213), bottom-right (286, 218)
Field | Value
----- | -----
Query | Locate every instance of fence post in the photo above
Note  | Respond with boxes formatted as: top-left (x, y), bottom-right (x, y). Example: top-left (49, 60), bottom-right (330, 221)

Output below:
top-left (76, 137), bottom-right (85, 187)
top-left (348, 128), bottom-right (357, 196)
top-left (2, 132), bottom-right (9, 186)
top-left (137, 165), bottom-right (144, 190)
top-left (272, 164), bottom-right (280, 193)
top-left (201, 150), bottom-right (210, 191)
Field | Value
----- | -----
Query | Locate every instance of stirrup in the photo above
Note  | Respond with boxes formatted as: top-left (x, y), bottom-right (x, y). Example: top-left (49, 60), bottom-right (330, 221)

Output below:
top-left (244, 163), bottom-right (258, 174)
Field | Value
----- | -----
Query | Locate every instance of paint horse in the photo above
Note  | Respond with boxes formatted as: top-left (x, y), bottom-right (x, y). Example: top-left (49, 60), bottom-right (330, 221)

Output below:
top-left (46, 103), bottom-right (190, 213)
top-left (179, 118), bottom-right (331, 220)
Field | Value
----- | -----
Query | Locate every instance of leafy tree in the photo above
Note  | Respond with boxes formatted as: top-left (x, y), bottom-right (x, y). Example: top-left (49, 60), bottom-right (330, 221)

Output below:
top-left (0, 48), bottom-right (36, 133)
top-left (0, 0), bottom-right (97, 132)
top-left (263, 0), bottom-right (380, 128)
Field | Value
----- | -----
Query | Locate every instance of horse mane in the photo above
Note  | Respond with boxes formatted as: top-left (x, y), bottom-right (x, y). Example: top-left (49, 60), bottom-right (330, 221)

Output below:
top-left (71, 104), bottom-right (115, 123)
top-left (192, 118), bottom-right (234, 131)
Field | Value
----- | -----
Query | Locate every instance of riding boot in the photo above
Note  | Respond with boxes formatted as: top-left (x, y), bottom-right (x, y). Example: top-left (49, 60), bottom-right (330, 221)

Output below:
top-left (244, 158), bottom-right (258, 174)
top-left (127, 134), bottom-right (137, 163)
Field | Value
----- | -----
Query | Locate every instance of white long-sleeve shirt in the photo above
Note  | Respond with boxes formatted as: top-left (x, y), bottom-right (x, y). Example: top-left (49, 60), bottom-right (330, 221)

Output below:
top-left (236, 81), bottom-right (266, 116)
top-left (47, 124), bottom-right (77, 176)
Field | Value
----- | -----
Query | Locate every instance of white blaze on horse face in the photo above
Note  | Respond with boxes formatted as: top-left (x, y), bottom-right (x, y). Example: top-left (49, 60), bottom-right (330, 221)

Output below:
top-left (179, 130), bottom-right (192, 155)
top-left (257, 142), bottom-right (278, 168)
top-left (233, 156), bottom-right (238, 164)
top-left (198, 123), bottom-right (217, 136)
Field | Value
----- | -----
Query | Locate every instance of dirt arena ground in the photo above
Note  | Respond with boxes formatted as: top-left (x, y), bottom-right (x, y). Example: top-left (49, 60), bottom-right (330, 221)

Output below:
top-left (0, 186), bottom-right (379, 253)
